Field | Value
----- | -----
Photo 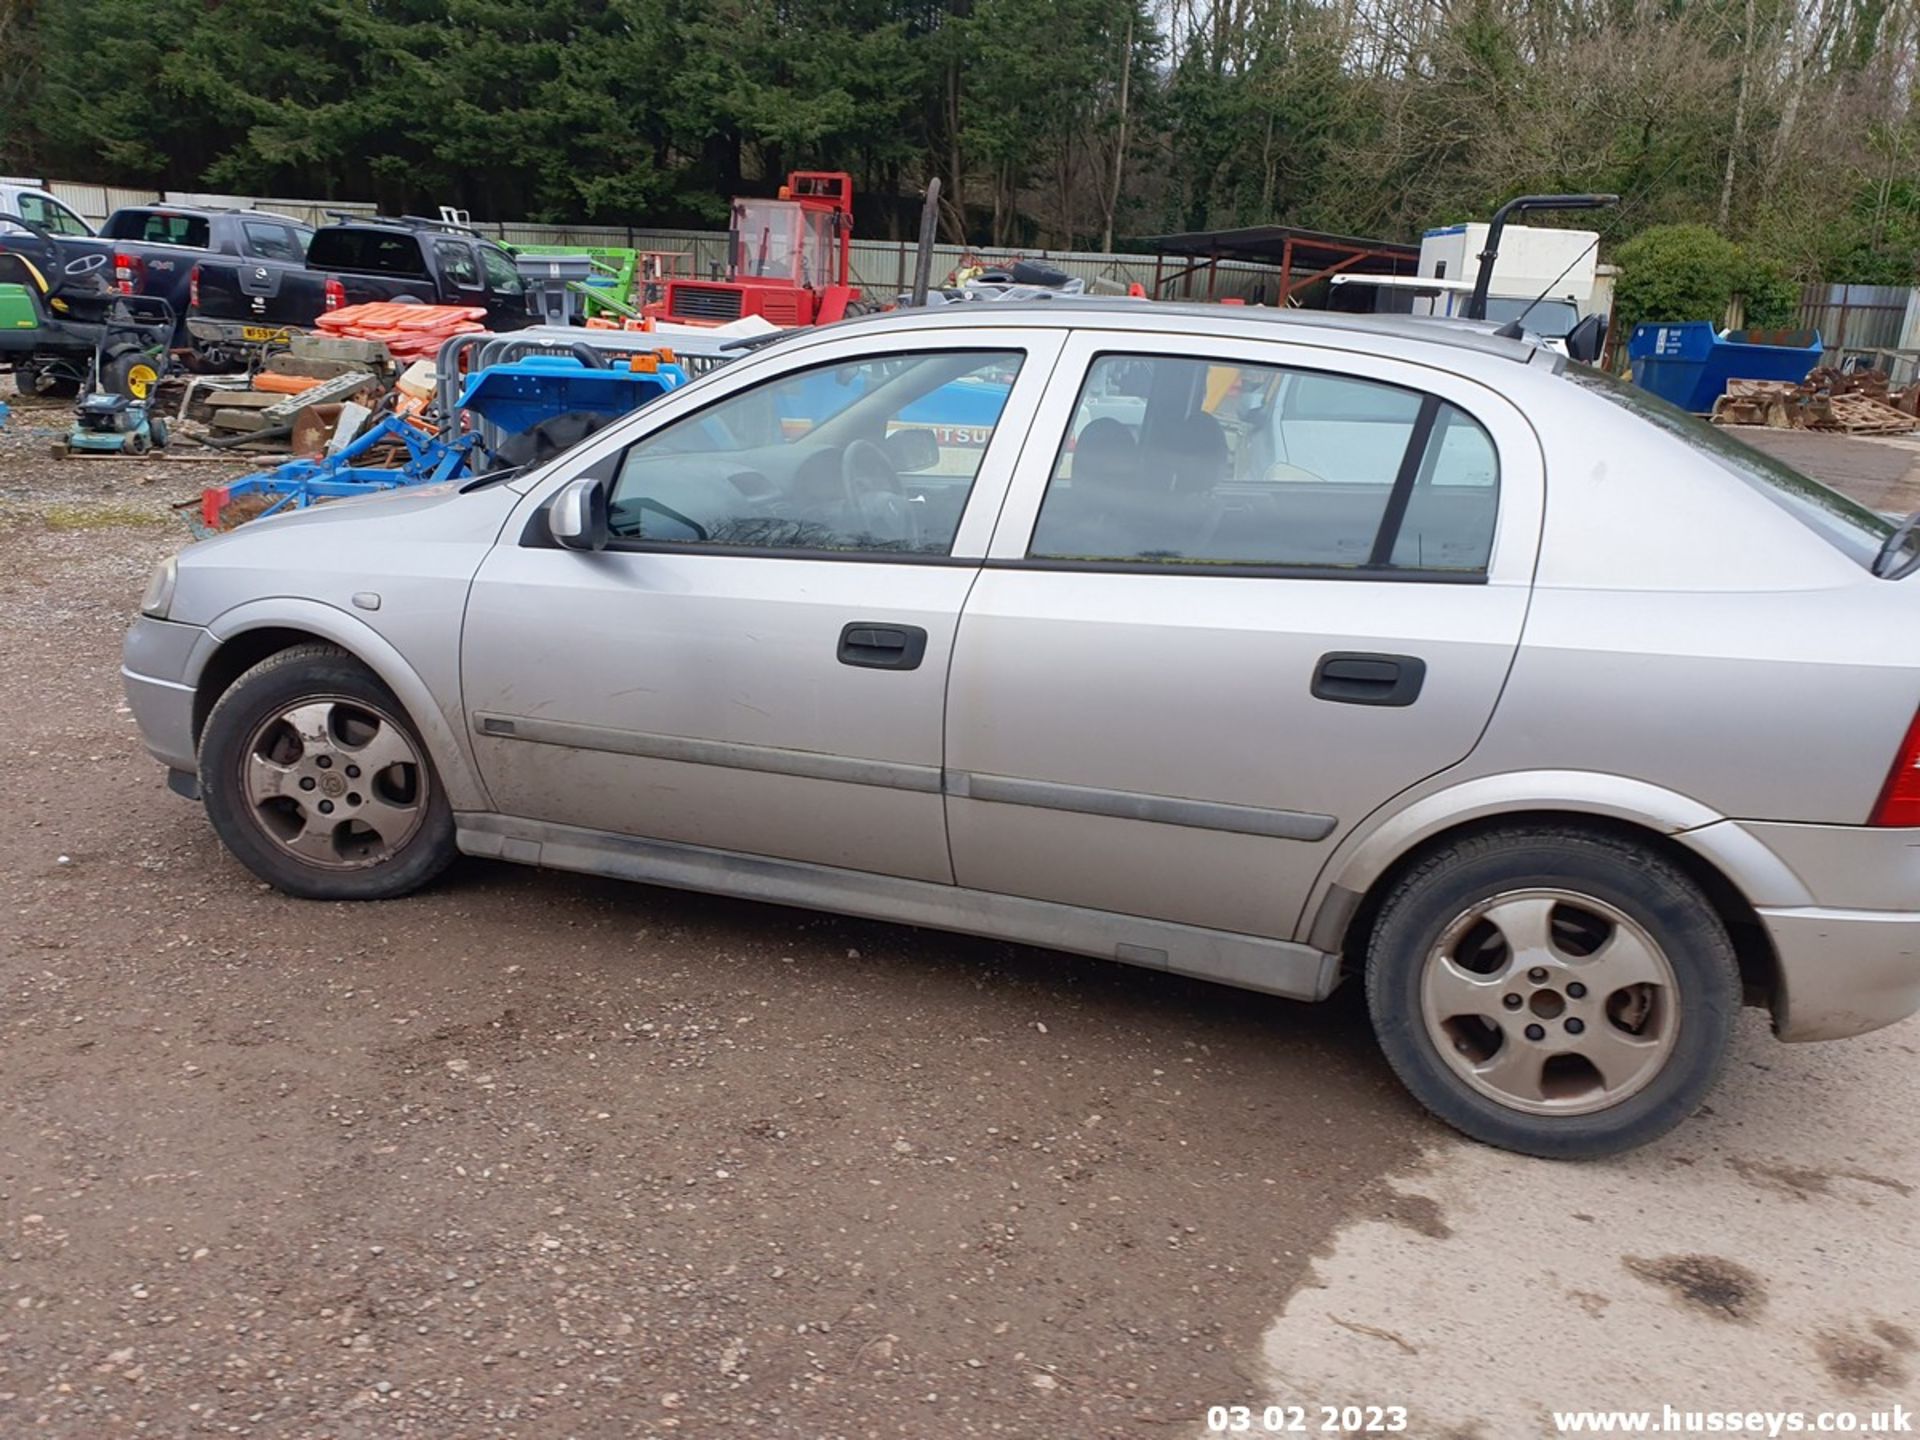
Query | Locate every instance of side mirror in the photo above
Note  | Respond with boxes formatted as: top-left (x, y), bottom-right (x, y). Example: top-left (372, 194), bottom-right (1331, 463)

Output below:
top-left (882, 426), bottom-right (939, 473)
top-left (549, 476), bottom-right (609, 551)
top-left (1565, 313), bottom-right (1607, 365)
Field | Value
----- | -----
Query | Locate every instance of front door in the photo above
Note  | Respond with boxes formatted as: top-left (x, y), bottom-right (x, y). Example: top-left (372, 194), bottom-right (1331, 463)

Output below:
top-left (461, 330), bottom-right (1062, 883)
top-left (943, 331), bottom-right (1542, 940)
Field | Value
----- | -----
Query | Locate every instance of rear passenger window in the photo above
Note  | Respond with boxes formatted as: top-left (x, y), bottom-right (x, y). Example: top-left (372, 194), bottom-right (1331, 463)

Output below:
top-left (1028, 354), bottom-right (1498, 574)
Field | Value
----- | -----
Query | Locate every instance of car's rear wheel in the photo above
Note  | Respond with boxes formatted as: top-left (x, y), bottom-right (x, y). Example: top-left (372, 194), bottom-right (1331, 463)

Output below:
top-left (1365, 826), bottom-right (1740, 1159)
top-left (198, 644), bottom-right (455, 900)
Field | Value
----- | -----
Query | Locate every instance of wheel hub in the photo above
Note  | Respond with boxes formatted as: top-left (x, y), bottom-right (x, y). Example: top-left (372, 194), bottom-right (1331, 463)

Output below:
top-left (1419, 887), bottom-right (1680, 1116)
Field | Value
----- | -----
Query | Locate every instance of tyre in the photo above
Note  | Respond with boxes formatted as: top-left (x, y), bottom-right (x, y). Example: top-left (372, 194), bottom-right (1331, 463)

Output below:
top-left (1364, 826), bottom-right (1740, 1159)
top-left (102, 348), bottom-right (162, 401)
top-left (198, 644), bottom-right (456, 900)
top-left (12, 364), bottom-right (38, 397)
top-left (147, 416), bottom-right (169, 449)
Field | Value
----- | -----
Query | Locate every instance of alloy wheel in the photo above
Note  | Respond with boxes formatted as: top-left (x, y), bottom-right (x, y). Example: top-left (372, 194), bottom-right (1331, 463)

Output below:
top-left (239, 697), bottom-right (427, 869)
top-left (1419, 887), bottom-right (1680, 1116)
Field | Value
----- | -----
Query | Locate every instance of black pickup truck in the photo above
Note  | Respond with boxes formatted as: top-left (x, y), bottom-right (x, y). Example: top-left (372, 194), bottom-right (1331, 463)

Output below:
top-left (0, 205), bottom-right (313, 347)
top-left (188, 217), bottom-right (534, 356)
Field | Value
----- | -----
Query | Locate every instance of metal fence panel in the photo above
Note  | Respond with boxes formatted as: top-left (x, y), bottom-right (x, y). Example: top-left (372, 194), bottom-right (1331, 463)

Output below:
top-left (1797, 283), bottom-right (1913, 350)
top-left (41, 178), bottom-right (1292, 303)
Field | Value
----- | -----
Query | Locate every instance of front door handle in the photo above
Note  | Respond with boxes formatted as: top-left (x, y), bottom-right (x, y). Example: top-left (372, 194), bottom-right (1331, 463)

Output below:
top-left (1311, 652), bottom-right (1426, 707)
top-left (838, 622), bottom-right (928, 671)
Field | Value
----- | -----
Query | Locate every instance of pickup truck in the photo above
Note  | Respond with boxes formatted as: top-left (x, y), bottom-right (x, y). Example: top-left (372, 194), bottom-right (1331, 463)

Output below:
top-left (187, 217), bottom-right (534, 356)
top-left (0, 203), bottom-right (313, 347)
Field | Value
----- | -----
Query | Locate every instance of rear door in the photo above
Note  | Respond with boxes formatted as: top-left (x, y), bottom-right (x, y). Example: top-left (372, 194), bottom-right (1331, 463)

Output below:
top-left (944, 329), bottom-right (1542, 941)
top-left (462, 326), bottom-right (1063, 882)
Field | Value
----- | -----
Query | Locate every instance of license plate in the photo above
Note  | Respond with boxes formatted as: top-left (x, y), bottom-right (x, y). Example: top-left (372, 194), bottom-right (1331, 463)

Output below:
top-left (240, 325), bottom-right (288, 342)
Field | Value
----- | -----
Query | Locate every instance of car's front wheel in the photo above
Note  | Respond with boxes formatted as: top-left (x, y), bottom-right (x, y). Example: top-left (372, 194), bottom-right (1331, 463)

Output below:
top-left (1365, 825), bottom-right (1741, 1159)
top-left (198, 644), bottom-right (455, 900)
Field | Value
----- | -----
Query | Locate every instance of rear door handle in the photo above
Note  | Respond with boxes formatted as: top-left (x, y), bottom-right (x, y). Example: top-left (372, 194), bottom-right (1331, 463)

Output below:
top-left (1311, 652), bottom-right (1426, 707)
top-left (838, 622), bottom-right (928, 671)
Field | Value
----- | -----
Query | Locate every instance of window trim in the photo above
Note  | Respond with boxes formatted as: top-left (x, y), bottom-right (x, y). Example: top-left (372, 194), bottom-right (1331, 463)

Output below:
top-left (984, 556), bottom-right (1488, 583)
top-left (990, 333), bottom-right (1514, 584)
top-left (590, 346), bottom-right (1037, 564)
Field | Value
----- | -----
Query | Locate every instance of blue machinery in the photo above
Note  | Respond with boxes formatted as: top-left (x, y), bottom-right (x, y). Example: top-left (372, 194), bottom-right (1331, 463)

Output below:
top-left (195, 349), bottom-right (693, 535)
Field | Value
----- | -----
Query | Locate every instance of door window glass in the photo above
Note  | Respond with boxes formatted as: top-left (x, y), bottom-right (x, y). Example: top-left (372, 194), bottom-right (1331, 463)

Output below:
top-left (242, 221), bottom-right (307, 262)
top-left (481, 246), bottom-right (524, 295)
top-left (1029, 354), bottom-right (1498, 573)
top-left (435, 240), bottom-right (481, 288)
top-left (18, 194), bottom-right (90, 236)
top-left (606, 350), bottom-right (1024, 555)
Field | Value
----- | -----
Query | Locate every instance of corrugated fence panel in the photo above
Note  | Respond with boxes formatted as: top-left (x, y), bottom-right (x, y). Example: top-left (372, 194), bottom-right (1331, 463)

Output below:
top-left (1797, 283), bottom-right (1913, 351)
top-left (49, 181), bottom-right (159, 223)
top-left (41, 179), bottom-right (1292, 303)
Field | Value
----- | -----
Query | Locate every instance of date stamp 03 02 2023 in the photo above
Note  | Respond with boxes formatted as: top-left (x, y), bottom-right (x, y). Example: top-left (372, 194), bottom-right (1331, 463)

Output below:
top-left (1207, 1404), bottom-right (1411, 1434)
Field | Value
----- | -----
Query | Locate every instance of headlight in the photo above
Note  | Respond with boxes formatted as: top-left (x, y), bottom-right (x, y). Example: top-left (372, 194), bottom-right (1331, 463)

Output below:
top-left (139, 556), bottom-right (178, 619)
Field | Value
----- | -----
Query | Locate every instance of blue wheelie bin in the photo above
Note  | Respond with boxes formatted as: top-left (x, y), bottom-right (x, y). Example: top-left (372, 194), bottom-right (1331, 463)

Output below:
top-left (1627, 322), bottom-right (1823, 412)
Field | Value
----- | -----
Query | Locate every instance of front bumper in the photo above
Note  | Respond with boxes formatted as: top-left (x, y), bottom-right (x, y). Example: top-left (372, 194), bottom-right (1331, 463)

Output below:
top-left (121, 614), bottom-right (205, 780)
top-left (1687, 819), bottom-right (1920, 1042)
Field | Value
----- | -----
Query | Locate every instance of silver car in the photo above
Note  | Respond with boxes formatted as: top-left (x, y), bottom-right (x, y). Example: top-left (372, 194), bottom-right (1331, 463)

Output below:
top-left (122, 304), bottom-right (1920, 1158)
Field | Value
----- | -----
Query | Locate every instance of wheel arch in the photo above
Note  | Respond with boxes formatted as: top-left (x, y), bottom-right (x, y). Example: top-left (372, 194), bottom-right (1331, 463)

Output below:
top-left (1307, 778), bottom-right (1792, 1020)
top-left (188, 600), bottom-right (490, 812)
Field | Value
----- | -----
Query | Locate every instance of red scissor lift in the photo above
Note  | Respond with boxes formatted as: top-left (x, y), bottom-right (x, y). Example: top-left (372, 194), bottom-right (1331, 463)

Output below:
top-left (652, 172), bottom-right (861, 327)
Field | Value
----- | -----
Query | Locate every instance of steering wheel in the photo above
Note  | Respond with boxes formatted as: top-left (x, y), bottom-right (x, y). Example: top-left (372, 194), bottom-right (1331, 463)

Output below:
top-left (840, 438), bottom-right (920, 547)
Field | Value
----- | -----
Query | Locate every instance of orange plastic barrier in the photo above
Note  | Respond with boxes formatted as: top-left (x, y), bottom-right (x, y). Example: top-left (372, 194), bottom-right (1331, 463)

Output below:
top-left (250, 371), bottom-right (322, 395)
top-left (315, 302), bottom-right (490, 360)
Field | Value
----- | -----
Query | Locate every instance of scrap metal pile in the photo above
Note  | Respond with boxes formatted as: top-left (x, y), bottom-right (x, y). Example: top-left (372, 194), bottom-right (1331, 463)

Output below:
top-left (1710, 367), bottom-right (1920, 434)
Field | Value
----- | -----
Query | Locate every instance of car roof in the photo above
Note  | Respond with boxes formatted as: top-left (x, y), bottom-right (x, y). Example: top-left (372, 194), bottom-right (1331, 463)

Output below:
top-left (106, 204), bottom-right (310, 224)
top-left (820, 299), bottom-right (1556, 370)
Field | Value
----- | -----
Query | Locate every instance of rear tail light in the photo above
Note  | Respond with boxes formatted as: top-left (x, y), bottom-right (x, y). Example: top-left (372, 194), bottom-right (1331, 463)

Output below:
top-left (1870, 709), bottom-right (1920, 826)
top-left (113, 250), bottom-right (144, 295)
top-left (323, 277), bottom-right (346, 312)
top-left (188, 264), bottom-right (200, 309)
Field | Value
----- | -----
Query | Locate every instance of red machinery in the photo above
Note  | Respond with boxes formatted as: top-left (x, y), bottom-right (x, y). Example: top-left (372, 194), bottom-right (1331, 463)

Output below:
top-left (653, 172), bottom-right (861, 327)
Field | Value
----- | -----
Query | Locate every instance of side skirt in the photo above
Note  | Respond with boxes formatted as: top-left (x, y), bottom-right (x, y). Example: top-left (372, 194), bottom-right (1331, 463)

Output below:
top-left (456, 812), bottom-right (1342, 1003)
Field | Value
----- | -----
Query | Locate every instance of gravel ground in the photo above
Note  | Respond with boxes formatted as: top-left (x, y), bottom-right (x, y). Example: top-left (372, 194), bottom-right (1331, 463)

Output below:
top-left (0, 393), bottom-right (1914, 1439)
top-left (0, 390), bottom-right (1422, 1436)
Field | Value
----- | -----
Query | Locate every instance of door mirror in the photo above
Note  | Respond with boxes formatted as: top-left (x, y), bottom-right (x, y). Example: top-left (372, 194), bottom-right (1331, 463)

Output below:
top-left (1565, 312), bottom-right (1607, 365)
top-left (549, 476), bottom-right (609, 551)
top-left (882, 426), bottom-right (939, 473)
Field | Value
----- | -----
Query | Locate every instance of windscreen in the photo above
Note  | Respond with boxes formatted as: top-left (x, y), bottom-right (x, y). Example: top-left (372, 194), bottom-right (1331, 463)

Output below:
top-left (103, 210), bottom-right (211, 248)
top-left (1571, 366), bottom-right (1896, 570)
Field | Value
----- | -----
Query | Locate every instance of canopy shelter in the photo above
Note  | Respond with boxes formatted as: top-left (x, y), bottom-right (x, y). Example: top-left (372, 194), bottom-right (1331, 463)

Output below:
top-left (1140, 225), bottom-right (1420, 306)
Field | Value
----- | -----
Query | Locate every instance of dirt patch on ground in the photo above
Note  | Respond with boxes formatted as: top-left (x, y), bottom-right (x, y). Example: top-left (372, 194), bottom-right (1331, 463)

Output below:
top-left (0, 399), bottom-right (1426, 1436)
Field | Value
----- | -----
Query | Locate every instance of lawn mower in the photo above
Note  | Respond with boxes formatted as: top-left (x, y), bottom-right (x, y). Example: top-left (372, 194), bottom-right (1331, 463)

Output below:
top-left (51, 323), bottom-right (173, 458)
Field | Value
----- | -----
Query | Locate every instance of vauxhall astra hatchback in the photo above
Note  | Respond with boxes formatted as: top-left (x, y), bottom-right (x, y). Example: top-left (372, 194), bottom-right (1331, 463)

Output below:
top-left (123, 303), bottom-right (1920, 1157)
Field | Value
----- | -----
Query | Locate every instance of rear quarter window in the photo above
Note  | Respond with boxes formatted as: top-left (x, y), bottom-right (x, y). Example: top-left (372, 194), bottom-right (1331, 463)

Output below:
top-left (306, 229), bottom-right (429, 277)
top-left (1570, 367), bottom-right (1894, 570)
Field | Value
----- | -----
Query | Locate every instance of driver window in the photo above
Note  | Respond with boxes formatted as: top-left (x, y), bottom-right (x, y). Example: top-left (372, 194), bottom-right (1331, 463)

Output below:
top-left (606, 350), bottom-right (1023, 556)
top-left (481, 246), bottom-right (525, 296)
